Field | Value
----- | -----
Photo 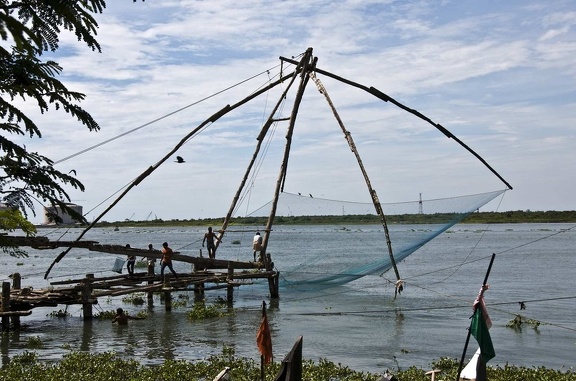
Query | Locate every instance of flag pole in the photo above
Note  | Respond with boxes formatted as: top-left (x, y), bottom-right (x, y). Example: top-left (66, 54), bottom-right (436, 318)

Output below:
top-left (455, 253), bottom-right (495, 381)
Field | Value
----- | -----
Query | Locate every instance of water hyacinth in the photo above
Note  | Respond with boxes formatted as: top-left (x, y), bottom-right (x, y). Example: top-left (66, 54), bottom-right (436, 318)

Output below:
top-left (0, 350), bottom-right (573, 381)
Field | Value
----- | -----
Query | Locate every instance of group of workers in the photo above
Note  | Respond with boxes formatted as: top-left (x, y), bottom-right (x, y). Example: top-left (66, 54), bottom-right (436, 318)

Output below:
top-left (124, 241), bottom-right (178, 279)
top-left (202, 227), bottom-right (264, 261)
top-left (117, 227), bottom-right (265, 326)
top-left (124, 227), bottom-right (265, 278)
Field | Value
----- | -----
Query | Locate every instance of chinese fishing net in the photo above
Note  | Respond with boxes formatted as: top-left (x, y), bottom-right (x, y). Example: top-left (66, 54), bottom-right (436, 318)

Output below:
top-left (247, 189), bottom-right (506, 291)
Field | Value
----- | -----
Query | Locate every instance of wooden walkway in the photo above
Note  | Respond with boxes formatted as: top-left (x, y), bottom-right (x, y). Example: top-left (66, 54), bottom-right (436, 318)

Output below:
top-left (0, 235), bottom-right (280, 330)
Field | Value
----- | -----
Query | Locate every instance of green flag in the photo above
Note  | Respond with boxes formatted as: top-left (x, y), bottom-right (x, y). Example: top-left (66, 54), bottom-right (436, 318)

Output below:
top-left (470, 307), bottom-right (495, 363)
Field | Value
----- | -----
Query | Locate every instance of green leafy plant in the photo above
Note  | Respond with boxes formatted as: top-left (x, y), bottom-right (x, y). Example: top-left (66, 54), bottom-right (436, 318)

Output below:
top-left (187, 301), bottom-right (233, 321)
top-left (94, 309), bottom-right (116, 320)
top-left (47, 309), bottom-right (71, 318)
top-left (122, 293), bottom-right (145, 305)
top-left (26, 336), bottom-right (43, 349)
top-left (507, 315), bottom-right (542, 331)
top-left (0, 350), bottom-right (573, 381)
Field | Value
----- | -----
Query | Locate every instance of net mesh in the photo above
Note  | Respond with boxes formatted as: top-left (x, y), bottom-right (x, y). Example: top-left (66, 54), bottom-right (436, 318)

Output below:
top-left (247, 189), bottom-right (506, 290)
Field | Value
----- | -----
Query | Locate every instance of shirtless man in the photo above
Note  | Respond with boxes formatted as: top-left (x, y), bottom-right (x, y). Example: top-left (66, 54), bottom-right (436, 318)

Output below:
top-left (202, 227), bottom-right (220, 259)
top-left (112, 308), bottom-right (143, 325)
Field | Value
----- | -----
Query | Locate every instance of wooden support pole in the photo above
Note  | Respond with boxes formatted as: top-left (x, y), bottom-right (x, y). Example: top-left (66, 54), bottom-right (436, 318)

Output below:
top-left (226, 263), bottom-right (234, 303)
top-left (82, 274), bottom-right (95, 321)
top-left (164, 290), bottom-right (172, 312)
top-left (11, 274), bottom-right (21, 329)
top-left (163, 274), bottom-right (172, 312)
top-left (147, 262), bottom-right (155, 302)
top-left (194, 282), bottom-right (205, 303)
top-left (2, 282), bottom-right (10, 331)
top-left (269, 271), bottom-right (280, 299)
top-left (265, 254), bottom-right (280, 298)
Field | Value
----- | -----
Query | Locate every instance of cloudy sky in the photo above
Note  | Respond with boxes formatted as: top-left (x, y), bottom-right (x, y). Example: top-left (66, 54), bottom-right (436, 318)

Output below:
top-left (16, 0), bottom-right (576, 224)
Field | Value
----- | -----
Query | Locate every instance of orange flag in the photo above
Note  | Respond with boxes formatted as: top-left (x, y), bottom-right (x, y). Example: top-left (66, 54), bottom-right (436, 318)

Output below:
top-left (256, 302), bottom-right (273, 364)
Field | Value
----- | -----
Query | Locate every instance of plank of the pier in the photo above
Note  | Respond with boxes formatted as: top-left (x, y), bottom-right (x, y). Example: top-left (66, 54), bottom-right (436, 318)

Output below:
top-left (0, 310), bottom-right (32, 317)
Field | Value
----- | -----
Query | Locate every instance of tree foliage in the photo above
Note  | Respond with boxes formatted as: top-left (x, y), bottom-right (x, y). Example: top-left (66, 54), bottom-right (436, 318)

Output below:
top-left (0, 0), bottom-right (107, 234)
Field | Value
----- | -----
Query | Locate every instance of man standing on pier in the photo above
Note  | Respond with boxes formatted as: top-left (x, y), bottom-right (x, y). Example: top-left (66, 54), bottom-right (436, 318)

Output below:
top-left (202, 227), bottom-right (220, 259)
top-left (160, 242), bottom-right (178, 281)
top-left (253, 231), bottom-right (263, 261)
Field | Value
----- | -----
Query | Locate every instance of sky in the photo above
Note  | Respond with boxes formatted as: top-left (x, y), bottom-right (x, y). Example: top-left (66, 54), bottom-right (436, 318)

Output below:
top-left (11, 0), bottom-right (576, 224)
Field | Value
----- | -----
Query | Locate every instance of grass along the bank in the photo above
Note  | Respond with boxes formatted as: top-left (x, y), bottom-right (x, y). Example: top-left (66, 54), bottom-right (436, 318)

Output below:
top-left (1, 349), bottom-right (574, 381)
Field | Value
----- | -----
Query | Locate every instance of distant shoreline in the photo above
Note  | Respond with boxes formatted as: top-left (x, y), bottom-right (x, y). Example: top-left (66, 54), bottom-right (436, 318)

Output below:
top-left (37, 210), bottom-right (576, 229)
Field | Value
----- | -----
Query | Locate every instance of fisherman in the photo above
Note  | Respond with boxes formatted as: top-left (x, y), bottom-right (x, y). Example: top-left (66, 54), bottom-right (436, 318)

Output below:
top-left (202, 227), bottom-right (220, 259)
top-left (125, 244), bottom-right (136, 277)
top-left (145, 243), bottom-right (156, 275)
top-left (112, 308), bottom-right (144, 325)
top-left (253, 231), bottom-right (263, 261)
top-left (160, 241), bottom-right (178, 281)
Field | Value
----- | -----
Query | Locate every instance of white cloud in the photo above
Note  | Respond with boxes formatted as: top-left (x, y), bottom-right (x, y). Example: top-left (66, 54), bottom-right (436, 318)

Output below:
top-left (10, 0), bottom-right (576, 223)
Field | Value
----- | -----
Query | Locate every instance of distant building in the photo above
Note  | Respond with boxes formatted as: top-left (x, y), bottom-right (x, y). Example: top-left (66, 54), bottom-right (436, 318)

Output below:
top-left (43, 203), bottom-right (83, 225)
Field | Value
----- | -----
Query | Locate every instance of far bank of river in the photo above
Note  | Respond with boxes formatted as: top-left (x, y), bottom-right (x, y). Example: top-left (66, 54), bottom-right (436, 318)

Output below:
top-left (44, 210), bottom-right (576, 229)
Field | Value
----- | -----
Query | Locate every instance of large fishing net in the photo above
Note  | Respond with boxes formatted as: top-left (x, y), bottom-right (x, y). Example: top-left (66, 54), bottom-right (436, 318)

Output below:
top-left (247, 189), bottom-right (506, 290)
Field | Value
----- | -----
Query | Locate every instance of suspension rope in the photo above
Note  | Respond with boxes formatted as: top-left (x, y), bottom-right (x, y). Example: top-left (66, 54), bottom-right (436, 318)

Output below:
top-left (53, 64), bottom-right (282, 165)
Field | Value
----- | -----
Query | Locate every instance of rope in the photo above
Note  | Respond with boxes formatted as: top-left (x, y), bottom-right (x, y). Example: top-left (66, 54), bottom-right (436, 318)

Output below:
top-left (53, 64), bottom-right (283, 165)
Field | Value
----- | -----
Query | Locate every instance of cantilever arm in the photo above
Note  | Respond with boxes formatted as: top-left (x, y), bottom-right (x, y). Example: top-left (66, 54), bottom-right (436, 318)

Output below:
top-left (279, 56), bottom-right (513, 191)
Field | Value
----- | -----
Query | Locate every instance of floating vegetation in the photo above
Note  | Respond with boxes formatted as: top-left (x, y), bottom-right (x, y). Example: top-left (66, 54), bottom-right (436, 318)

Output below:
top-left (47, 308), bottom-right (71, 318)
top-left (135, 260), bottom-right (148, 268)
top-left (95, 309), bottom-right (146, 320)
top-left (171, 299), bottom-right (187, 308)
top-left (135, 311), bottom-right (148, 319)
top-left (122, 293), bottom-right (145, 305)
top-left (187, 301), bottom-right (233, 321)
top-left (507, 315), bottom-right (542, 331)
top-left (231, 240), bottom-right (241, 244)
top-left (94, 309), bottom-right (116, 320)
top-left (26, 336), bottom-right (43, 349)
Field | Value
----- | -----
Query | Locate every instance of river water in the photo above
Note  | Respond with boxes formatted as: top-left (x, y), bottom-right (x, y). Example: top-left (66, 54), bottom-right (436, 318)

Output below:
top-left (1, 223), bottom-right (574, 373)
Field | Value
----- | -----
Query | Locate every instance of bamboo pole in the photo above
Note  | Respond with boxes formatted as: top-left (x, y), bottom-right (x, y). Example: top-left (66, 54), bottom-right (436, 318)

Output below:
top-left (310, 74), bottom-right (402, 284)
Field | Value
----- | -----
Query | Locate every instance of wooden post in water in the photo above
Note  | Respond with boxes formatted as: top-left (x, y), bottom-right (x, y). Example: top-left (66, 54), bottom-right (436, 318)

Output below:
top-left (265, 254), bottom-right (279, 298)
top-left (270, 272), bottom-right (280, 299)
top-left (1, 282), bottom-right (10, 331)
top-left (193, 263), bottom-right (205, 302)
top-left (194, 282), bottom-right (204, 303)
top-left (163, 274), bottom-right (172, 312)
top-left (226, 262), bottom-right (234, 303)
top-left (82, 274), bottom-right (95, 321)
top-left (11, 273), bottom-right (21, 329)
top-left (147, 262), bottom-right (154, 303)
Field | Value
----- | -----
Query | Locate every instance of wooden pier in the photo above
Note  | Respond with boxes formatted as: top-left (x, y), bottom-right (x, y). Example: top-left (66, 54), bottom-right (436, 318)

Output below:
top-left (0, 235), bottom-right (280, 331)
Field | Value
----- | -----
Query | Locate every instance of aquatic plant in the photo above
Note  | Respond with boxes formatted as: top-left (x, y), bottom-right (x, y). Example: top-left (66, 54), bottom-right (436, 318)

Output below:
top-left (47, 308), bottom-right (71, 318)
top-left (0, 350), bottom-right (572, 381)
top-left (507, 315), bottom-right (542, 331)
top-left (26, 336), bottom-right (43, 349)
top-left (187, 301), bottom-right (233, 321)
top-left (122, 293), bottom-right (145, 305)
top-left (94, 309), bottom-right (116, 320)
